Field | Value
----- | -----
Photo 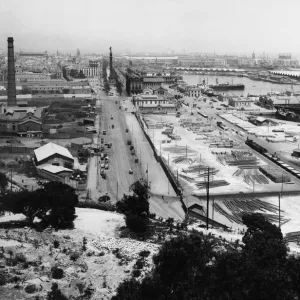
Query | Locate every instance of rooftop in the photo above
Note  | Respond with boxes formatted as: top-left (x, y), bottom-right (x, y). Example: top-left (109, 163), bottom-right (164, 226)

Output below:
top-left (34, 142), bottom-right (74, 162)
top-left (39, 164), bottom-right (73, 174)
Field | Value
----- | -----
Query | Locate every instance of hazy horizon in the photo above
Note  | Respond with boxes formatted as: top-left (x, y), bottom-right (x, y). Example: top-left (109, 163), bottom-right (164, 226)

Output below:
top-left (0, 0), bottom-right (299, 57)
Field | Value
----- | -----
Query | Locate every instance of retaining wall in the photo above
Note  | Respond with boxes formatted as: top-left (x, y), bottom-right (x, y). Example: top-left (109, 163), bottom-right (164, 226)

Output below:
top-left (134, 113), bottom-right (183, 198)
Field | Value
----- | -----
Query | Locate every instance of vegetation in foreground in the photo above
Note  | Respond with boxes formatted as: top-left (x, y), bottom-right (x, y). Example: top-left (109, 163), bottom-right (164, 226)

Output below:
top-left (112, 214), bottom-right (300, 300)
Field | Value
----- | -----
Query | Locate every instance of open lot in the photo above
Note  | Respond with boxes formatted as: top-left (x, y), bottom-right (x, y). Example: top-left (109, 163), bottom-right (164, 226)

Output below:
top-left (138, 96), bottom-right (300, 231)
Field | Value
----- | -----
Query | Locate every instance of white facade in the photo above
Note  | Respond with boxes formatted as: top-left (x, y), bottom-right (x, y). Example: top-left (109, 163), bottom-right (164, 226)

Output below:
top-left (81, 68), bottom-right (99, 77)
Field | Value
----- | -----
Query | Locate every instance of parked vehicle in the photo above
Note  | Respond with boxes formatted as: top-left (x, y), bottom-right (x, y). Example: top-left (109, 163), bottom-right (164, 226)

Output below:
top-left (100, 162), bottom-right (105, 168)
top-left (127, 140), bottom-right (132, 145)
top-left (129, 169), bottom-right (133, 174)
top-left (105, 163), bottom-right (109, 170)
top-left (103, 130), bottom-right (106, 135)
top-left (112, 125), bottom-right (114, 129)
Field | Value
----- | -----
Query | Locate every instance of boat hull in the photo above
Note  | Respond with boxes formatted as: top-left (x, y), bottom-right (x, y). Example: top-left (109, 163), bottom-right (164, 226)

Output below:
top-left (209, 84), bottom-right (245, 91)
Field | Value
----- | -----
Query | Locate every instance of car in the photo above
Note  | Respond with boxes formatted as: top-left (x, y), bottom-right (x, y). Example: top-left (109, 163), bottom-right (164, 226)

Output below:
top-left (100, 162), bottom-right (105, 168)
top-left (129, 169), bottom-right (133, 174)
top-left (111, 116), bottom-right (113, 120)
top-left (105, 163), bottom-right (109, 170)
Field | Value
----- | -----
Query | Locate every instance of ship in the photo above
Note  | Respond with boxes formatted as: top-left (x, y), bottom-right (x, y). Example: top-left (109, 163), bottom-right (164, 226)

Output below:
top-left (208, 82), bottom-right (245, 91)
top-left (275, 104), bottom-right (300, 122)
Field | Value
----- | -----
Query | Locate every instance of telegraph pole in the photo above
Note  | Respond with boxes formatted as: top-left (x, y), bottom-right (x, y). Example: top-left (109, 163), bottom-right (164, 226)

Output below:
top-left (206, 167), bottom-right (210, 230)
top-left (279, 174), bottom-right (284, 229)
top-left (212, 197), bottom-right (215, 225)
top-left (146, 164), bottom-right (149, 186)
top-left (186, 144), bottom-right (187, 158)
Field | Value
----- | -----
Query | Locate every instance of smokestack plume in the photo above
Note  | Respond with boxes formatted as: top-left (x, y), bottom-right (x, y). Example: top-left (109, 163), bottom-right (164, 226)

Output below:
top-left (7, 37), bottom-right (16, 107)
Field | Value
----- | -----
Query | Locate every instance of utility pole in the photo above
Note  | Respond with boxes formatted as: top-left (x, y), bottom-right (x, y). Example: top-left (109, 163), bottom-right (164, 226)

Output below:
top-left (160, 142), bottom-right (162, 156)
top-left (206, 167), bottom-right (210, 230)
top-left (279, 193), bottom-right (281, 229)
top-left (212, 197), bottom-right (215, 225)
top-left (146, 164), bottom-right (149, 186)
top-left (279, 173), bottom-right (284, 229)
top-left (168, 153), bottom-right (169, 167)
top-left (186, 144), bottom-right (187, 158)
top-left (177, 169), bottom-right (179, 184)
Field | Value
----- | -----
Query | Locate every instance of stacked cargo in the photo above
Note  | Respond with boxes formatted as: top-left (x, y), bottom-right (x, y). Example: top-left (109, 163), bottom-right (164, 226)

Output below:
top-left (259, 165), bottom-right (291, 183)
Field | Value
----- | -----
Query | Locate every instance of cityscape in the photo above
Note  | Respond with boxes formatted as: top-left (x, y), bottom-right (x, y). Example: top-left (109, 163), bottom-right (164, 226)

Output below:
top-left (1, 0), bottom-right (300, 299)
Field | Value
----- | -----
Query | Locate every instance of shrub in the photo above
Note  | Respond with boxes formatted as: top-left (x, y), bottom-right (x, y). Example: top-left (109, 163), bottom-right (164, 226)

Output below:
top-left (14, 252), bottom-right (27, 264)
top-left (139, 250), bottom-right (150, 259)
top-left (51, 266), bottom-right (64, 279)
top-left (112, 248), bottom-right (123, 259)
top-left (132, 269), bottom-right (141, 278)
top-left (82, 237), bottom-right (87, 252)
top-left (134, 259), bottom-right (144, 270)
top-left (46, 283), bottom-right (68, 300)
top-left (0, 270), bottom-right (8, 286)
top-left (53, 240), bottom-right (60, 249)
top-left (70, 251), bottom-right (80, 261)
top-left (77, 200), bottom-right (116, 212)
top-left (125, 213), bottom-right (148, 234)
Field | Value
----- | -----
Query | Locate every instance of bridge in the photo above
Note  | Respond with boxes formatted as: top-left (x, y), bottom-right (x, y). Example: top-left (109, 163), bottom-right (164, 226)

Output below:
top-left (166, 67), bottom-right (245, 72)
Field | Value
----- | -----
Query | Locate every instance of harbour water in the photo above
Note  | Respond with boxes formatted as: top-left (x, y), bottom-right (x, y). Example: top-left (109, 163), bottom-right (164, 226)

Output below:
top-left (183, 74), bottom-right (300, 101)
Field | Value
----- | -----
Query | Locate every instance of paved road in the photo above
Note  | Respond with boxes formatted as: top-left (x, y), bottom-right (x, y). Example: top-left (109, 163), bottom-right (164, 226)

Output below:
top-left (96, 90), bottom-right (142, 202)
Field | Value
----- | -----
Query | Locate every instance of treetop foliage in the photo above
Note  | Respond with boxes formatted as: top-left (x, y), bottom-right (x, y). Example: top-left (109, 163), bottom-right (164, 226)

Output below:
top-left (112, 214), bottom-right (300, 300)
top-left (0, 181), bottom-right (78, 229)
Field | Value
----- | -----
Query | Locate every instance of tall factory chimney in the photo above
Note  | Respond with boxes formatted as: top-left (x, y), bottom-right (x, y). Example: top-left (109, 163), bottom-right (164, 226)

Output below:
top-left (7, 37), bottom-right (17, 107)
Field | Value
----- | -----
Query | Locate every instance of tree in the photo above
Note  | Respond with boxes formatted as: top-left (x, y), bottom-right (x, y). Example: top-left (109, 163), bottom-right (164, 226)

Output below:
top-left (0, 181), bottom-right (78, 228)
top-left (113, 214), bottom-right (300, 300)
top-left (116, 194), bottom-right (149, 216)
top-left (0, 172), bottom-right (8, 194)
top-left (125, 213), bottom-right (149, 234)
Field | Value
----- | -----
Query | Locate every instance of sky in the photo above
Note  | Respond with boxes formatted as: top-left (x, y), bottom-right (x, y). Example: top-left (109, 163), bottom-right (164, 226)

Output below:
top-left (0, 0), bottom-right (300, 56)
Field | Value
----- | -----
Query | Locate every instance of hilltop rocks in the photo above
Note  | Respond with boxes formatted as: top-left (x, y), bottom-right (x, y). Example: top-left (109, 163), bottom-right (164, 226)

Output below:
top-left (91, 237), bottom-right (160, 259)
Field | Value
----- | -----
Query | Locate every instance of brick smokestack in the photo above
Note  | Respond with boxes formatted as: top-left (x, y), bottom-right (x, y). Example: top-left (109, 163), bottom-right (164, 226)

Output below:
top-left (7, 37), bottom-right (17, 107)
